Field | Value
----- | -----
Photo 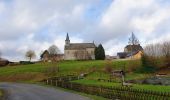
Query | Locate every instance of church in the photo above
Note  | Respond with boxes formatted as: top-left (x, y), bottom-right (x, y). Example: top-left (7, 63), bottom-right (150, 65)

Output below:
top-left (64, 33), bottom-right (96, 60)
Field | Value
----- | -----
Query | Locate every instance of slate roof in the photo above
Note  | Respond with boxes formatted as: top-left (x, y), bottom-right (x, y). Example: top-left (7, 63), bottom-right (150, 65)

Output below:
top-left (126, 51), bottom-right (140, 57)
top-left (65, 43), bottom-right (96, 50)
top-left (117, 52), bottom-right (127, 58)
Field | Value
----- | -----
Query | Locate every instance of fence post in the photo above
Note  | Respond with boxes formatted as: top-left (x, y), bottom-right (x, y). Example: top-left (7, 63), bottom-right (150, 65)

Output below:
top-left (46, 79), bottom-right (48, 85)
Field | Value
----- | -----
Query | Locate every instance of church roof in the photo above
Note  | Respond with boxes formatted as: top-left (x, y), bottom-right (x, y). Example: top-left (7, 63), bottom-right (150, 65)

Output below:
top-left (66, 33), bottom-right (70, 41)
top-left (65, 43), bottom-right (96, 50)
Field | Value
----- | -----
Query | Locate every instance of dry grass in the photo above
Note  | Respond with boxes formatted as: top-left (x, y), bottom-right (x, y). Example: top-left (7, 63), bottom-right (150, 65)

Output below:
top-left (0, 72), bottom-right (47, 82)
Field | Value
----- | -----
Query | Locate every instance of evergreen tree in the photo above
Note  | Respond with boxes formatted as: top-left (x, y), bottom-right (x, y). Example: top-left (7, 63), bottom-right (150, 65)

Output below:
top-left (95, 47), bottom-right (99, 60)
top-left (95, 44), bottom-right (105, 60)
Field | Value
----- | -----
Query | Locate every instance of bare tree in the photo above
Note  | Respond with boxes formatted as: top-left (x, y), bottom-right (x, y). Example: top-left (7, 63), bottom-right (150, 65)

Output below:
top-left (162, 42), bottom-right (170, 57)
top-left (25, 50), bottom-right (36, 62)
top-left (48, 45), bottom-right (60, 55)
top-left (128, 32), bottom-right (140, 45)
top-left (0, 51), bottom-right (1, 59)
top-left (142, 41), bottom-right (170, 70)
top-left (162, 41), bottom-right (170, 67)
top-left (47, 45), bottom-right (60, 73)
top-left (48, 45), bottom-right (61, 62)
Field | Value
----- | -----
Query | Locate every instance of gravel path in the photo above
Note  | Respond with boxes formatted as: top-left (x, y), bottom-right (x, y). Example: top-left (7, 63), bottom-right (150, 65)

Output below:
top-left (0, 83), bottom-right (91, 100)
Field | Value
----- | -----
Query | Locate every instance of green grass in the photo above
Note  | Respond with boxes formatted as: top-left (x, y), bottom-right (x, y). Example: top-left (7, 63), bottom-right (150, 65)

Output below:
top-left (0, 60), bottom-right (139, 76)
top-left (0, 60), bottom-right (169, 93)
top-left (72, 79), bottom-right (170, 92)
top-left (0, 89), bottom-right (3, 98)
top-left (0, 61), bottom-right (104, 75)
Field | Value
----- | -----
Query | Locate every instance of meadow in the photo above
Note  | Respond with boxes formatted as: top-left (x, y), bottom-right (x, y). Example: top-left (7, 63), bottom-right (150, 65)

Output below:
top-left (0, 60), bottom-right (169, 92)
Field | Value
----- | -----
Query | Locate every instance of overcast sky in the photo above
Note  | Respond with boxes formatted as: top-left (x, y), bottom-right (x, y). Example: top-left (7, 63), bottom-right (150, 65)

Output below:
top-left (0, 0), bottom-right (170, 61)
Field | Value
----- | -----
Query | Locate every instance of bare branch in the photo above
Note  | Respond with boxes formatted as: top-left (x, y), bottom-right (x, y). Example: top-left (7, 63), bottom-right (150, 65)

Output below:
top-left (25, 50), bottom-right (36, 61)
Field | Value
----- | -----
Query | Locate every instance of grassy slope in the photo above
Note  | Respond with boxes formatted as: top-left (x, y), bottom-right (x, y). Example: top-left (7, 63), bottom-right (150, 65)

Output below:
top-left (0, 60), bottom-right (107, 81)
top-left (0, 61), bottom-right (104, 75)
top-left (72, 79), bottom-right (170, 92)
top-left (0, 60), bottom-right (138, 75)
top-left (0, 60), bottom-right (169, 92)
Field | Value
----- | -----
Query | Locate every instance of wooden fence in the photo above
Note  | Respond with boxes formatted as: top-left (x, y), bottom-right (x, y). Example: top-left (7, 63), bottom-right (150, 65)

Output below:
top-left (45, 76), bottom-right (170, 100)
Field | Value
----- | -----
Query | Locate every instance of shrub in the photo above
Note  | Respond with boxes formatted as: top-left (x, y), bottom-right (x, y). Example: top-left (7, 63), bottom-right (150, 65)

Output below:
top-left (20, 61), bottom-right (34, 65)
top-left (0, 60), bottom-right (9, 67)
top-left (104, 60), bottom-right (113, 73)
top-left (137, 55), bottom-right (157, 73)
top-left (126, 60), bottom-right (141, 72)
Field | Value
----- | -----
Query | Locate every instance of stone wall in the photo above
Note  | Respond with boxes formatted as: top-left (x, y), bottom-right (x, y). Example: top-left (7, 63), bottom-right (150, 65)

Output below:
top-left (64, 48), bottom-right (95, 60)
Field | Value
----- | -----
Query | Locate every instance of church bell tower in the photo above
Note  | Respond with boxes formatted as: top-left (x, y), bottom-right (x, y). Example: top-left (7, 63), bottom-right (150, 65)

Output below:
top-left (65, 33), bottom-right (70, 46)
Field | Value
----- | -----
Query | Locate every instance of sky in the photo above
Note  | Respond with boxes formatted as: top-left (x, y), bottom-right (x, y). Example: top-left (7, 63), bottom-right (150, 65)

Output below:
top-left (0, 0), bottom-right (170, 61)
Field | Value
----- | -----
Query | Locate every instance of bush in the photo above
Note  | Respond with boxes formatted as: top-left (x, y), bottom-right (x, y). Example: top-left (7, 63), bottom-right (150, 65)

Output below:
top-left (45, 66), bottom-right (59, 77)
top-left (104, 60), bottom-right (113, 73)
top-left (126, 60), bottom-right (141, 72)
top-left (20, 61), bottom-right (34, 65)
top-left (0, 60), bottom-right (9, 67)
top-left (136, 55), bottom-right (157, 73)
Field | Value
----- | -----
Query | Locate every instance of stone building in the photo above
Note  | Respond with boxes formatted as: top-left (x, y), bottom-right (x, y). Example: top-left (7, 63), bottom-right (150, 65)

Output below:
top-left (124, 44), bottom-right (143, 53)
top-left (64, 33), bottom-right (96, 60)
top-left (41, 50), bottom-right (64, 62)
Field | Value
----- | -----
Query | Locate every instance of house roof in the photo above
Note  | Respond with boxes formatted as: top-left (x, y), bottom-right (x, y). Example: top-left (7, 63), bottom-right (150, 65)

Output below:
top-left (125, 44), bottom-right (143, 52)
top-left (0, 58), bottom-right (8, 61)
top-left (65, 43), bottom-right (96, 50)
top-left (117, 52), bottom-right (127, 58)
top-left (126, 51), bottom-right (140, 57)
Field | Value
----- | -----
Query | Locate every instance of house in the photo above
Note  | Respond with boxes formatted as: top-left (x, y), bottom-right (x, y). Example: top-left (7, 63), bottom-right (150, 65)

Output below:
top-left (126, 51), bottom-right (143, 59)
top-left (64, 33), bottom-right (96, 60)
top-left (0, 58), bottom-right (9, 66)
top-left (117, 35), bottom-right (143, 59)
top-left (117, 33), bottom-right (143, 59)
top-left (41, 50), bottom-right (64, 62)
top-left (124, 44), bottom-right (143, 53)
top-left (105, 55), bottom-right (117, 60)
top-left (117, 45), bottom-right (143, 59)
top-left (117, 52), bottom-right (127, 59)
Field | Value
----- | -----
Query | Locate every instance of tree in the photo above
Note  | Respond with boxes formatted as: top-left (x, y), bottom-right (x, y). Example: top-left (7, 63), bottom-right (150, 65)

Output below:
top-left (0, 51), bottom-right (1, 59)
top-left (48, 45), bottom-right (60, 55)
top-left (162, 42), bottom-right (170, 67)
top-left (25, 50), bottom-right (36, 62)
top-left (40, 50), bottom-right (50, 62)
top-left (48, 45), bottom-right (60, 62)
top-left (95, 44), bottom-right (105, 60)
top-left (128, 32), bottom-right (139, 45)
top-left (95, 47), bottom-right (99, 60)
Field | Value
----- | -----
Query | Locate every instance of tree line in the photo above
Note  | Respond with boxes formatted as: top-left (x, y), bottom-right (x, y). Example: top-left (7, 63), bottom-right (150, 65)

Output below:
top-left (140, 41), bottom-right (170, 73)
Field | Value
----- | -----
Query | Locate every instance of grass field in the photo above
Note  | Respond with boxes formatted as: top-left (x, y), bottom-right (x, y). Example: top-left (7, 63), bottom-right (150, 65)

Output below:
top-left (0, 60), bottom-right (169, 93)
top-left (72, 79), bottom-right (170, 92)
top-left (0, 60), bottom-right (136, 81)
